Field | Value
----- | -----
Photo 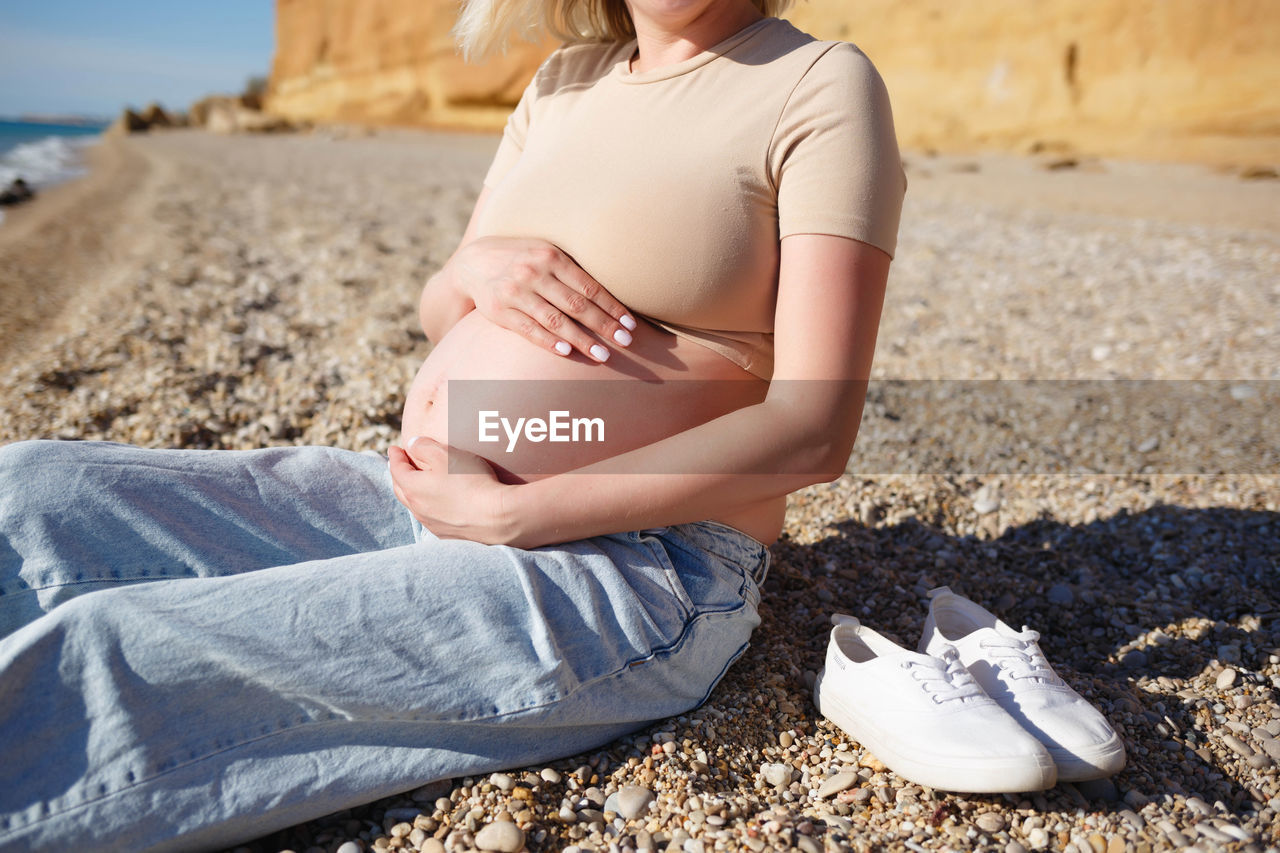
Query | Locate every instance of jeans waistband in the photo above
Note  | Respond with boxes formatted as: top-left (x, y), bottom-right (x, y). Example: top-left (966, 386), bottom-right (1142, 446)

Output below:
top-left (654, 521), bottom-right (771, 587)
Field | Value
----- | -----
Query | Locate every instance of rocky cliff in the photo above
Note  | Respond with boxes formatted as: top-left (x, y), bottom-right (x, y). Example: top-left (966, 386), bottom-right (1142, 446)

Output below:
top-left (267, 0), bottom-right (1280, 165)
top-left (268, 0), bottom-right (556, 131)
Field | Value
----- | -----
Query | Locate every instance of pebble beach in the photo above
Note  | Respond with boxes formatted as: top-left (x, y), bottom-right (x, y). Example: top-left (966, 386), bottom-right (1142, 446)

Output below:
top-left (0, 128), bottom-right (1277, 853)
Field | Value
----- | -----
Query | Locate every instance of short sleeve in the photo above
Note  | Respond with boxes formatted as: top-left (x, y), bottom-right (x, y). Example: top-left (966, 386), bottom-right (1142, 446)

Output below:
top-left (770, 43), bottom-right (907, 258)
top-left (482, 62), bottom-right (543, 189)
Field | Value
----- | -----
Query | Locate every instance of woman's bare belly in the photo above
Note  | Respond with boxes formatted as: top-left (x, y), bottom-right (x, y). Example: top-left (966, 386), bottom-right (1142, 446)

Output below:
top-left (401, 311), bottom-right (785, 543)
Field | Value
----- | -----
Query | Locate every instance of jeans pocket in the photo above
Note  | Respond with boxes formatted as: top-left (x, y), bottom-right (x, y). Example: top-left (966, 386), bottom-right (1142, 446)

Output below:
top-left (632, 529), bottom-right (696, 622)
top-left (641, 528), bottom-right (755, 620)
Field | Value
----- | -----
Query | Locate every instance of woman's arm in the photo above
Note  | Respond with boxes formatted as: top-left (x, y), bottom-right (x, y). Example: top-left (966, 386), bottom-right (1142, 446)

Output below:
top-left (418, 187), bottom-right (638, 359)
top-left (417, 188), bottom-right (490, 344)
top-left (391, 232), bottom-right (891, 548)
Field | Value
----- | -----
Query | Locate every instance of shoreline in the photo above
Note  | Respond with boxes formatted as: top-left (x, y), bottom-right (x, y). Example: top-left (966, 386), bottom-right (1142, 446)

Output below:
top-left (0, 134), bottom-right (162, 360)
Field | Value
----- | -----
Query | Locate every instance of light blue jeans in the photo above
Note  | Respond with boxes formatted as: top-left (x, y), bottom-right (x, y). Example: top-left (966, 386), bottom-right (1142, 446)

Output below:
top-left (0, 440), bottom-right (768, 853)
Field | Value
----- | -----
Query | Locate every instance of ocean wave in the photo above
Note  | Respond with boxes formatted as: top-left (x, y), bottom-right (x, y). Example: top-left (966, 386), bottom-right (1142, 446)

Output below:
top-left (0, 134), bottom-right (98, 190)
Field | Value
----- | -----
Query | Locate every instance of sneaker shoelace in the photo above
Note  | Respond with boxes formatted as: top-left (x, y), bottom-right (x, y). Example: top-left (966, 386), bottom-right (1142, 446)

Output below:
top-left (978, 629), bottom-right (1061, 683)
top-left (903, 646), bottom-right (987, 704)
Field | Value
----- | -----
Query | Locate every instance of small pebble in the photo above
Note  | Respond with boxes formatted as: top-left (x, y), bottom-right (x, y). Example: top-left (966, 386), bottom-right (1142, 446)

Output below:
top-left (759, 763), bottom-right (792, 789)
top-left (603, 786), bottom-right (656, 820)
top-left (823, 815), bottom-right (852, 833)
top-left (1222, 734), bottom-right (1254, 757)
top-left (1217, 668), bottom-right (1238, 689)
top-left (1193, 822), bottom-right (1233, 843)
top-left (475, 821), bottom-right (525, 853)
top-left (975, 812), bottom-right (1006, 833)
top-left (816, 770), bottom-right (858, 799)
top-left (1216, 822), bottom-right (1254, 842)
top-left (842, 787), bottom-right (872, 804)
top-left (1047, 583), bottom-right (1074, 606)
top-left (1121, 649), bottom-right (1148, 669)
top-left (972, 489), bottom-right (1001, 515)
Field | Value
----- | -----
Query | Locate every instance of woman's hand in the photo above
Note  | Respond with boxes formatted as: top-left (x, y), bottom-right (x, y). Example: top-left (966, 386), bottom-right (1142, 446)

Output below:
top-left (433, 235), bottom-right (638, 362)
top-left (388, 437), bottom-right (514, 545)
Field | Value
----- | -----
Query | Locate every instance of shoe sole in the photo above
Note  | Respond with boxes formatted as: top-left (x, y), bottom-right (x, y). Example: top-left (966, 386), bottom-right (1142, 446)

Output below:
top-left (813, 668), bottom-right (1058, 794)
top-left (1049, 733), bottom-right (1127, 781)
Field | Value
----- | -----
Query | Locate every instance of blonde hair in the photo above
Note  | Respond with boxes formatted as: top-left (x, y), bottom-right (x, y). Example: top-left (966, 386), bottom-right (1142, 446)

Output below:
top-left (455, 0), bottom-right (794, 60)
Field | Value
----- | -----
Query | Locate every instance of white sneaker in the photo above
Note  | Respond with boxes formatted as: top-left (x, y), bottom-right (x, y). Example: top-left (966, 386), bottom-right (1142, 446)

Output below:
top-left (920, 586), bottom-right (1126, 781)
top-left (814, 614), bottom-right (1057, 793)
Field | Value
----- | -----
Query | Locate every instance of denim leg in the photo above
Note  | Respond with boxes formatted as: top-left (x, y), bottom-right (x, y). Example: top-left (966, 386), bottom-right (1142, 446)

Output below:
top-left (0, 518), bottom-right (766, 853)
top-left (0, 440), bottom-right (414, 638)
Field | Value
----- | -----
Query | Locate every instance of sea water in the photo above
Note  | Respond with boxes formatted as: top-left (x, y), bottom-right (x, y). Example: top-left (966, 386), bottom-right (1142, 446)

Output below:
top-left (0, 119), bottom-right (107, 222)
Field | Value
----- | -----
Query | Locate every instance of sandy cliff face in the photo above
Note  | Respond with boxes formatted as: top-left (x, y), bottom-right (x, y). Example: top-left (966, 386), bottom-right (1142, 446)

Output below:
top-left (267, 0), bottom-right (1279, 164)
top-left (268, 0), bottom-right (556, 130)
top-left (789, 0), bottom-right (1280, 165)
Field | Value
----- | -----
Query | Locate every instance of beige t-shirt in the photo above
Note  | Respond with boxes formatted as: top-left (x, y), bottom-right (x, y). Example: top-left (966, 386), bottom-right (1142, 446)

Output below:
top-left (480, 17), bottom-right (906, 379)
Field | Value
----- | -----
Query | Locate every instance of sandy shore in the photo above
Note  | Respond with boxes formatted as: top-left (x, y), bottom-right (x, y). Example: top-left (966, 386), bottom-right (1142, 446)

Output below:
top-left (0, 136), bottom-right (168, 360)
top-left (0, 128), bottom-right (1277, 853)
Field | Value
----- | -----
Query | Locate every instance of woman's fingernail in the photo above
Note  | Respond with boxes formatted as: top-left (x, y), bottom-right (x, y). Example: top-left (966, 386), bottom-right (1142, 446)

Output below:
top-left (619, 314), bottom-right (637, 331)
top-left (613, 328), bottom-right (632, 346)
top-left (407, 436), bottom-right (426, 450)
top-left (554, 340), bottom-right (571, 356)
top-left (590, 344), bottom-right (610, 362)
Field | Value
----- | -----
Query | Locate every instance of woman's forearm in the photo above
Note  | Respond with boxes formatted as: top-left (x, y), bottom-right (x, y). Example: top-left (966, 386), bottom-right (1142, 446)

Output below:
top-left (419, 186), bottom-right (492, 345)
top-left (419, 267), bottom-right (475, 345)
top-left (499, 381), bottom-right (867, 548)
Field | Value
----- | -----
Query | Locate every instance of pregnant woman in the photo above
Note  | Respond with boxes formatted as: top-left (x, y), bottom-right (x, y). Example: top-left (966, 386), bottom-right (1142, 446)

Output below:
top-left (0, 0), bottom-right (904, 849)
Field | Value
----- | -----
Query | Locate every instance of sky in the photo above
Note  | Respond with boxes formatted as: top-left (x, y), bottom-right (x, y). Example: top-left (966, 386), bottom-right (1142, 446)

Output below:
top-left (0, 1), bottom-right (275, 120)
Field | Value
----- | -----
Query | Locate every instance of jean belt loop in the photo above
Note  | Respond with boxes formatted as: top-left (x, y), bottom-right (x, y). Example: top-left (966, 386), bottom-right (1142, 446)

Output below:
top-left (753, 548), bottom-right (772, 587)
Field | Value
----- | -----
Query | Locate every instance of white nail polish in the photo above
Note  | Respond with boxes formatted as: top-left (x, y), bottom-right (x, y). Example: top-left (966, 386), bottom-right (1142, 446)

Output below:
top-left (590, 344), bottom-right (610, 362)
top-left (613, 328), bottom-right (633, 346)
top-left (619, 314), bottom-right (637, 331)
top-left (554, 341), bottom-right (571, 356)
